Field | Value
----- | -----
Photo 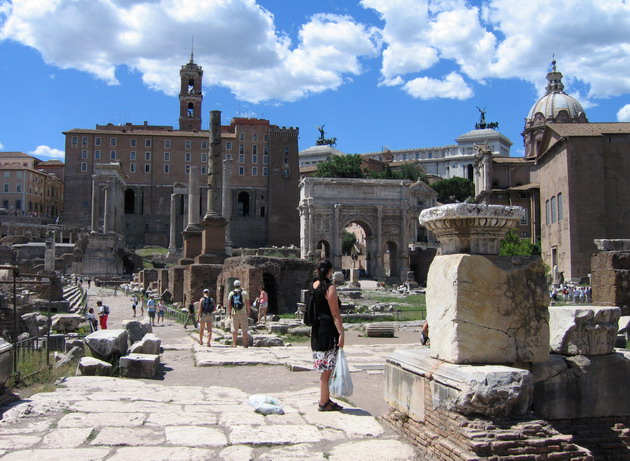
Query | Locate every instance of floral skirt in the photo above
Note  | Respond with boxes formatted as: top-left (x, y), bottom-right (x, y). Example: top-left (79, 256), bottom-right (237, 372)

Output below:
top-left (313, 348), bottom-right (337, 372)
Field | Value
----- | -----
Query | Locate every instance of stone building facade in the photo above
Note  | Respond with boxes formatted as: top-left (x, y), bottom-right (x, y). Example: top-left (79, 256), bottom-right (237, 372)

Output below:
top-left (62, 57), bottom-right (300, 250)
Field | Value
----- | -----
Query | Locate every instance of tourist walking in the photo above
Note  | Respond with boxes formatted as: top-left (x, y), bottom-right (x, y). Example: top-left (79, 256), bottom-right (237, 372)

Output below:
top-left (257, 285), bottom-right (269, 324)
top-left (310, 258), bottom-right (345, 411)
top-left (227, 280), bottom-right (250, 348)
top-left (97, 300), bottom-right (109, 330)
top-left (147, 294), bottom-right (157, 326)
top-left (157, 299), bottom-right (165, 324)
top-left (198, 289), bottom-right (215, 346)
top-left (184, 299), bottom-right (197, 329)
top-left (131, 294), bottom-right (138, 317)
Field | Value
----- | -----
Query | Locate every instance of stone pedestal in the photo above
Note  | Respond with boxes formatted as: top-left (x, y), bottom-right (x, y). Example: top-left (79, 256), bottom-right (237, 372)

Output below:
top-left (427, 254), bottom-right (550, 364)
top-left (549, 306), bottom-right (620, 355)
top-left (591, 239), bottom-right (630, 315)
top-left (168, 266), bottom-right (186, 303)
top-left (180, 227), bottom-right (202, 265)
top-left (195, 217), bottom-right (227, 264)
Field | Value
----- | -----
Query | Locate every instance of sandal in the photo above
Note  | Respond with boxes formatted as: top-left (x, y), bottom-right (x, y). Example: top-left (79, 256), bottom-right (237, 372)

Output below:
top-left (318, 399), bottom-right (343, 412)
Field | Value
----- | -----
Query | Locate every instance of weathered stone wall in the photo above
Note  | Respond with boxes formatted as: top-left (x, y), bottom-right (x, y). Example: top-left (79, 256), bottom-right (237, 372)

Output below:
top-left (141, 269), bottom-right (158, 291)
top-left (157, 269), bottom-right (169, 297)
top-left (383, 376), bottom-right (592, 460)
top-left (168, 266), bottom-right (185, 303)
top-left (591, 251), bottom-right (630, 315)
top-left (550, 416), bottom-right (630, 460)
top-left (183, 264), bottom-right (223, 309)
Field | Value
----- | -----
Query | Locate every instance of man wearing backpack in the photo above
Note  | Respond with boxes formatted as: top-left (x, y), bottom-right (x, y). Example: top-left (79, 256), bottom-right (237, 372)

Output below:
top-left (197, 288), bottom-right (215, 346)
top-left (227, 280), bottom-right (251, 348)
top-left (97, 300), bottom-right (109, 330)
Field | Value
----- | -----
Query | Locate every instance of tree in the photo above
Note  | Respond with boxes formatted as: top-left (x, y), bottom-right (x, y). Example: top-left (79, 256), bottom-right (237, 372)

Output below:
top-left (314, 154), bottom-right (365, 178)
top-left (499, 230), bottom-right (541, 256)
top-left (430, 177), bottom-right (475, 203)
top-left (342, 230), bottom-right (357, 255)
top-left (367, 163), bottom-right (427, 182)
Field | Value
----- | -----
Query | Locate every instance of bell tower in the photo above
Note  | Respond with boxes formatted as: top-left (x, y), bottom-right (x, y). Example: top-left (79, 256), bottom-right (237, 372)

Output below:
top-left (179, 54), bottom-right (203, 131)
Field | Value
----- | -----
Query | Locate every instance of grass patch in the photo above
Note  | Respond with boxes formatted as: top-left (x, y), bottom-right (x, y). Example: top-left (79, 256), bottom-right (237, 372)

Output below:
top-left (281, 334), bottom-right (309, 343)
top-left (135, 246), bottom-right (169, 257)
top-left (7, 349), bottom-right (76, 398)
top-left (367, 293), bottom-right (426, 307)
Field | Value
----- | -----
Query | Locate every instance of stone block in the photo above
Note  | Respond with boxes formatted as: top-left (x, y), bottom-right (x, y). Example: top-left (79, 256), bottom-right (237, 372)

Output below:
top-left (51, 314), bottom-right (83, 333)
top-left (386, 349), bottom-right (533, 418)
top-left (252, 335), bottom-right (284, 347)
top-left (0, 338), bottom-right (13, 388)
top-left (122, 319), bottom-right (152, 346)
top-left (84, 329), bottom-right (129, 361)
top-left (594, 239), bottom-right (630, 252)
top-left (119, 353), bottom-right (160, 379)
top-left (533, 351), bottom-right (630, 419)
top-left (132, 333), bottom-right (161, 355)
top-left (426, 254), bottom-right (550, 364)
top-left (270, 324), bottom-right (289, 334)
top-left (21, 312), bottom-right (49, 336)
top-left (549, 306), bottom-right (620, 355)
top-left (76, 356), bottom-right (113, 376)
top-left (55, 345), bottom-right (85, 368)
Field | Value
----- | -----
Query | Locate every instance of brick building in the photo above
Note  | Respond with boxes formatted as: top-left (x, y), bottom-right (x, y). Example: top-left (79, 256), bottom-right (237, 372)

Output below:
top-left (62, 56), bottom-right (300, 249)
top-left (0, 152), bottom-right (64, 218)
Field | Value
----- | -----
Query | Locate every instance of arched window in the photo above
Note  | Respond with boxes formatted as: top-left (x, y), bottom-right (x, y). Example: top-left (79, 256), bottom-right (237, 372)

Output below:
top-left (237, 191), bottom-right (250, 217)
top-left (551, 196), bottom-right (557, 223)
top-left (557, 193), bottom-right (563, 221)
top-left (187, 102), bottom-right (194, 117)
top-left (125, 189), bottom-right (135, 214)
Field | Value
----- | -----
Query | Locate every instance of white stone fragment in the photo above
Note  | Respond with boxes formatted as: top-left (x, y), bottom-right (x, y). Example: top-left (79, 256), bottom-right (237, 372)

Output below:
top-left (549, 306), bottom-right (621, 355)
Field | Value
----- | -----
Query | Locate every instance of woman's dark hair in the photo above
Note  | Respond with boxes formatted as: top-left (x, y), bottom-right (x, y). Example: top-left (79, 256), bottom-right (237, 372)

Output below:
top-left (316, 258), bottom-right (333, 282)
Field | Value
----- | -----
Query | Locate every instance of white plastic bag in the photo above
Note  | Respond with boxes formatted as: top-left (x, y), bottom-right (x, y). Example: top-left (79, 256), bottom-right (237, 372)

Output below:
top-left (246, 394), bottom-right (285, 415)
top-left (329, 349), bottom-right (353, 398)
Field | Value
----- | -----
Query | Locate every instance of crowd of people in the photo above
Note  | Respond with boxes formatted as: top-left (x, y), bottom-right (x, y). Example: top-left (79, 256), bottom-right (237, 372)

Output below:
top-left (550, 285), bottom-right (592, 304)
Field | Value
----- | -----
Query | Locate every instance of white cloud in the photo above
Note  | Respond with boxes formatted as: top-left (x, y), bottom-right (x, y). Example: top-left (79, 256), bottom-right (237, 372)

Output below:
top-left (403, 71), bottom-right (473, 100)
top-left (30, 145), bottom-right (65, 160)
top-left (617, 104), bottom-right (630, 122)
top-left (0, 141), bottom-right (4, 150)
top-left (0, 0), bottom-right (378, 103)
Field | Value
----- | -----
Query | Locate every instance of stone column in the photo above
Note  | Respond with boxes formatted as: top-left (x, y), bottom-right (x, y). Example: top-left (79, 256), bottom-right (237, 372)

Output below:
top-left (333, 204), bottom-right (342, 269)
top-left (103, 184), bottom-right (110, 233)
top-left (169, 193), bottom-right (177, 252)
top-left (376, 205), bottom-right (383, 278)
top-left (187, 166), bottom-right (200, 228)
top-left (204, 110), bottom-right (222, 219)
top-left (90, 177), bottom-right (99, 232)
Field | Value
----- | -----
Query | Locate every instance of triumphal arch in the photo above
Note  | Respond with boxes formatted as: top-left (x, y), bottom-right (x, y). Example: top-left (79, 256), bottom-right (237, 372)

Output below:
top-left (298, 177), bottom-right (437, 282)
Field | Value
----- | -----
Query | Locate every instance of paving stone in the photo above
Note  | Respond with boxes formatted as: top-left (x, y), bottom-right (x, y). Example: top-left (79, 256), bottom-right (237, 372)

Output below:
top-left (229, 424), bottom-right (322, 445)
top-left (146, 410), bottom-right (217, 426)
top-left (58, 412), bottom-right (146, 428)
top-left (107, 446), bottom-right (214, 461)
top-left (42, 427), bottom-right (94, 448)
top-left (91, 426), bottom-right (165, 446)
top-left (265, 412), bottom-right (307, 425)
top-left (70, 399), bottom-right (173, 413)
top-left (329, 439), bottom-right (418, 460)
top-left (164, 425), bottom-right (228, 447)
top-left (219, 444), bottom-right (255, 461)
top-left (218, 410), bottom-right (267, 426)
top-left (302, 407), bottom-right (385, 437)
top-left (258, 443), bottom-right (327, 460)
top-left (0, 435), bottom-right (41, 450)
top-left (0, 420), bottom-right (52, 434)
top-left (0, 448), bottom-right (111, 461)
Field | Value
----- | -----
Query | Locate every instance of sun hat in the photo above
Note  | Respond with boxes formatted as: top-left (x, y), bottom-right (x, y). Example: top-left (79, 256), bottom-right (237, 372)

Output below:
top-left (234, 280), bottom-right (241, 287)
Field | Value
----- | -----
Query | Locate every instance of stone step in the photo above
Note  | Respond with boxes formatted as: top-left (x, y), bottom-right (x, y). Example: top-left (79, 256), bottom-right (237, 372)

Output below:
top-left (365, 324), bottom-right (395, 338)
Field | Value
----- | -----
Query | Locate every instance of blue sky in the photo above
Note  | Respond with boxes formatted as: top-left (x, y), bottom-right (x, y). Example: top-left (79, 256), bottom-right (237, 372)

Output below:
top-left (1, 0), bottom-right (630, 161)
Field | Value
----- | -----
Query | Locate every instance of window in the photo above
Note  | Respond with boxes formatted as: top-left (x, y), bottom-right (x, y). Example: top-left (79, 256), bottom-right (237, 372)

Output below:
top-left (164, 164), bottom-right (170, 173)
top-left (520, 209), bottom-right (528, 226)
top-left (551, 196), bottom-right (557, 223)
top-left (238, 166), bottom-right (245, 175)
top-left (110, 150), bottom-right (116, 160)
top-left (16, 171), bottom-right (21, 180)
top-left (558, 193), bottom-right (563, 221)
top-left (263, 155), bottom-right (269, 164)
top-left (252, 167), bottom-right (258, 176)
top-left (239, 133), bottom-right (244, 141)
top-left (145, 152), bottom-right (151, 161)
top-left (164, 139), bottom-right (171, 148)
top-left (81, 162), bottom-right (87, 172)
top-left (284, 157), bottom-right (289, 164)
top-left (130, 163), bottom-right (136, 173)
top-left (110, 138), bottom-right (117, 146)
top-left (144, 139), bottom-right (151, 147)
top-left (3, 200), bottom-right (8, 209)
top-left (81, 150), bottom-right (88, 159)
top-left (252, 145), bottom-right (258, 155)
top-left (185, 140), bottom-right (192, 149)
top-left (3, 184), bottom-right (8, 192)
top-left (237, 191), bottom-right (250, 216)
top-left (201, 153), bottom-right (207, 162)
top-left (226, 142), bottom-right (232, 150)
top-left (15, 200), bottom-right (21, 210)
top-left (282, 168), bottom-right (289, 178)
top-left (264, 134), bottom-right (269, 142)
top-left (185, 165), bottom-right (190, 175)
top-left (252, 134), bottom-right (258, 142)
top-left (16, 184), bottom-right (21, 193)
top-left (264, 145), bottom-right (269, 155)
top-left (201, 166), bottom-right (207, 175)
top-left (144, 164), bottom-right (151, 173)
top-left (252, 155), bottom-right (258, 164)
top-left (3, 172), bottom-right (9, 179)
top-left (95, 150), bottom-right (101, 159)
top-left (72, 136), bottom-right (78, 146)
top-left (185, 152), bottom-right (191, 162)
top-left (130, 151), bottom-right (136, 160)
top-left (545, 200), bottom-right (550, 225)
top-left (239, 144), bottom-right (244, 154)
top-left (201, 141), bottom-right (207, 149)
top-left (82, 136), bottom-right (88, 147)
top-left (263, 167), bottom-right (269, 176)
top-left (239, 154), bottom-right (245, 163)
top-left (164, 152), bottom-right (170, 161)
top-left (130, 138), bottom-right (137, 147)
top-left (95, 137), bottom-right (101, 146)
